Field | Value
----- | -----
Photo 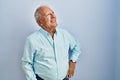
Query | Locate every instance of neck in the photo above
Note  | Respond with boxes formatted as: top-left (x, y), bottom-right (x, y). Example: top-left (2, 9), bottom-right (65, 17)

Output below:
top-left (44, 27), bottom-right (56, 39)
top-left (49, 32), bottom-right (54, 39)
top-left (49, 29), bottom-right (56, 39)
top-left (40, 25), bottom-right (56, 38)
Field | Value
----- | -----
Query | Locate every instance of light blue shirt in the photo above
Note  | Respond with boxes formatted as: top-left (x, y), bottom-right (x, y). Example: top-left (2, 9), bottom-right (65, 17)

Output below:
top-left (22, 27), bottom-right (81, 80)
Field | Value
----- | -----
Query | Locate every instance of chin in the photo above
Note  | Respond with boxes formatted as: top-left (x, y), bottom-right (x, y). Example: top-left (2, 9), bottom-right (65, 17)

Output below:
top-left (52, 24), bottom-right (57, 28)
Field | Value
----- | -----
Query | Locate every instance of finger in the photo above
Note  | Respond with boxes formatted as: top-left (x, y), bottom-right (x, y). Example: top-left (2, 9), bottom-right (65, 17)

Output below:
top-left (68, 71), bottom-right (73, 78)
top-left (67, 74), bottom-right (70, 78)
top-left (66, 69), bottom-right (74, 78)
top-left (69, 74), bottom-right (72, 78)
top-left (67, 73), bottom-right (72, 78)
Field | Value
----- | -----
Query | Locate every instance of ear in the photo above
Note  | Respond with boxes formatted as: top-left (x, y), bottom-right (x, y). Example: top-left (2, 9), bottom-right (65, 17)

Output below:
top-left (36, 19), bottom-right (41, 24)
top-left (36, 19), bottom-right (42, 26)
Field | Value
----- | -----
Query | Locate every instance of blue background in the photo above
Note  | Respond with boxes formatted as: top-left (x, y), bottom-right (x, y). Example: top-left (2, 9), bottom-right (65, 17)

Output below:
top-left (0, 0), bottom-right (120, 80)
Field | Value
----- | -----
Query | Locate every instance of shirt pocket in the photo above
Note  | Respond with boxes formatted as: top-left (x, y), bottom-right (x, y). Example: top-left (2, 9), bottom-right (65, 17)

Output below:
top-left (63, 44), bottom-right (69, 59)
top-left (36, 48), bottom-right (54, 60)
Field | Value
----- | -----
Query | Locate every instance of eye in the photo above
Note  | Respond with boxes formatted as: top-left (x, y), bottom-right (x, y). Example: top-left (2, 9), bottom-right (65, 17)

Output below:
top-left (44, 12), bottom-right (54, 17)
top-left (52, 12), bottom-right (54, 14)
top-left (45, 13), bottom-right (51, 16)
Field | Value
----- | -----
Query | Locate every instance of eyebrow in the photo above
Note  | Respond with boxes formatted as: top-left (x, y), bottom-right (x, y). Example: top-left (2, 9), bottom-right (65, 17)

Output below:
top-left (43, 11), bottom-right (54, 16)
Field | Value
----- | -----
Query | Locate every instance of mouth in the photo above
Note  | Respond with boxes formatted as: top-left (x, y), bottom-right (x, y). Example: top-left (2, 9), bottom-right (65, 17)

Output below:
top-left (51, 21), bottom-right (56, 23)
top-left (51, 18), bottom-right (56, 23)
top-left (51, 21), bottom-right (56, 24)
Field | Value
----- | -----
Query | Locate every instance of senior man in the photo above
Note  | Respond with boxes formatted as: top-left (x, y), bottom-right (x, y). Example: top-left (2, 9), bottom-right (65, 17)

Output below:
top-left (22, 5), bottom-right (81, 80)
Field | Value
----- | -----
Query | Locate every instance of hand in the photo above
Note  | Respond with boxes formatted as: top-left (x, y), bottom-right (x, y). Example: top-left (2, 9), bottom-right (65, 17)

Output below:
top-left (66, 61), bottom-right (76, 78)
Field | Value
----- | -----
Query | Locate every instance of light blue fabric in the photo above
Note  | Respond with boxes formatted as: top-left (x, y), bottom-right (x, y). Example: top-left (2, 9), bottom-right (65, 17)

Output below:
top-left (22, 27), bottom-right (81, 80)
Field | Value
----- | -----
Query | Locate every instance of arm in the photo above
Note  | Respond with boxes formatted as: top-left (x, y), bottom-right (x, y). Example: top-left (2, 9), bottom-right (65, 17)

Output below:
top-left (65, 32), bottom-right (81, 78)
top-left (66, 60), bottom-right (76, 78)
top-left (21, 38), bottom-right (37, 80)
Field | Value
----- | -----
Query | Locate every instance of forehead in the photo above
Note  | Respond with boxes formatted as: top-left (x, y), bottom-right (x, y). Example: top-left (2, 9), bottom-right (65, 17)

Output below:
top-left (39, 6), bottom-right (53, 15)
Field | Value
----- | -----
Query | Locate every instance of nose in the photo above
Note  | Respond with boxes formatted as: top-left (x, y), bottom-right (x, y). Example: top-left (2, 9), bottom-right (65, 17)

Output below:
top-left (51, 13), bottom-right (56, 18)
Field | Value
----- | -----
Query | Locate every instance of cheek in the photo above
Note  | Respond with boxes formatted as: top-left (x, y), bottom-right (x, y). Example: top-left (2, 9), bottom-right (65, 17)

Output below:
top-left (42, 17), bottom-right (51, 25)
top-left (45, 18), bottom-right (51, 23)
top-left (47, 16), bottom-right (52, 22)
top-left (43, 20), bottom-right (49, 25)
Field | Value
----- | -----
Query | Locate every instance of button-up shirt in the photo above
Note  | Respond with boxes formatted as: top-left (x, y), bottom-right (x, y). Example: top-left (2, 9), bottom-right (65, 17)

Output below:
top-left (22, 27), bottom-right (81, 80)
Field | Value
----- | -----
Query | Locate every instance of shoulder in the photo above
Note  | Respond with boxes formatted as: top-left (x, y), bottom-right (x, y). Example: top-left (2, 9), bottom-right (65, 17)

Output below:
top-left (57, 28), bottom-right (70, 35)
top-left (26, 30), bottom-right (40, 41)
top-left (57, 28), bottom-right (75, 42)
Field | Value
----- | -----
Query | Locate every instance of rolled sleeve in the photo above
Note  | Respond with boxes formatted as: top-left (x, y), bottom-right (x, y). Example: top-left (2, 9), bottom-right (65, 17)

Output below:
top-left (69, 39), bottom-right (81, 62)
top-left (65, 31), bottom-right (81, 62)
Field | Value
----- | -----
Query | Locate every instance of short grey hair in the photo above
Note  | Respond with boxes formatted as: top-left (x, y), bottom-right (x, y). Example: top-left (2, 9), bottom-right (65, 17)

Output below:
top-left (34, 7), bottom-right (41, 20)
top-left (34, 5), bottom-right (50, 20)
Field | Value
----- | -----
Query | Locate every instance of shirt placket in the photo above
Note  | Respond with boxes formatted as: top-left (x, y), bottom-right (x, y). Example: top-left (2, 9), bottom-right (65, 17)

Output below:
top-left (46, 33), bottom-right (59, 80)
top-left (53, 33), bottom-right (61, 80)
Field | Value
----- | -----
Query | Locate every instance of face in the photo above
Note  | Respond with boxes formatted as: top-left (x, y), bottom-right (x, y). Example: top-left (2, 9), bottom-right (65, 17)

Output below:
top-left (37, 6), bottom-right (57, 33)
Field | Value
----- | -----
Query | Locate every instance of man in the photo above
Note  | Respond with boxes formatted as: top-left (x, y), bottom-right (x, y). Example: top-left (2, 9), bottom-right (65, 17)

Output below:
top-left (22, 5), bottom-right (81, 80)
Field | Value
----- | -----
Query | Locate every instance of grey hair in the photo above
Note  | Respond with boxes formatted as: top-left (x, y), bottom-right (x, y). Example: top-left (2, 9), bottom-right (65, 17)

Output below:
top-left (34, 7), bottom-right (41, 20)
top-left (34, 5), bottom-right (50, 20)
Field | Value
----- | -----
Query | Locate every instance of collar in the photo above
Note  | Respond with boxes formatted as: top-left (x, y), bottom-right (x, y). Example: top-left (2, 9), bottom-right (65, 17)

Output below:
top-left (38, 26), bottom-right (58, 36)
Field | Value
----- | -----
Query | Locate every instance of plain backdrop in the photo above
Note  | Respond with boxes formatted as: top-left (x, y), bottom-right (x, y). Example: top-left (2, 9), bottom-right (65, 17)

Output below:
top-left (0, 0), bottom-right (120, 80)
